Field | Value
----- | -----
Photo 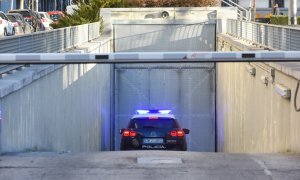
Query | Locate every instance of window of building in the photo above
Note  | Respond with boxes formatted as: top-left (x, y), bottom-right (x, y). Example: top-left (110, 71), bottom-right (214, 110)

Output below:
top-left (269, 0), bottom-right (284, 8)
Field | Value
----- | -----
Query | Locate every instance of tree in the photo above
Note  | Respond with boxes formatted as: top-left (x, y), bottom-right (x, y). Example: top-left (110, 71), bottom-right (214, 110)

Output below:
top-left (52, 0), bottom-right (221, 29)
top-left (52, 0), bottom-right (123, 29)
top-left (125, 0), bottom-right (220, 7)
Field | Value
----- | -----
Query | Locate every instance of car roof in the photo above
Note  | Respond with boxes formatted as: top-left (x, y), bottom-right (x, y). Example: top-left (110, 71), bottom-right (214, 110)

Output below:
top-left (10, 9), bottom-right (30, 12)
top-left (48, 11), bottom-right (63, 14)
top-left (7, 13), bottom-right (19, 15)
top-left (132, 111), bottom-right (175, 119)
top-left (7, 13), bottom-right (20, 16)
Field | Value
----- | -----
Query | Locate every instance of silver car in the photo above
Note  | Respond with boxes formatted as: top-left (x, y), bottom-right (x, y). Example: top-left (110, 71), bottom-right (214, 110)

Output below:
top-left (0, 11), bottom-right (15, 37)
top-left (6, 13), bottom-right (33, 34)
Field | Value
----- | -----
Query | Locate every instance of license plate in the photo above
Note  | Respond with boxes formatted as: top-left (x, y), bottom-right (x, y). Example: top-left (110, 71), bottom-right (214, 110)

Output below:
top-left (143, 138), bottom-right (164, 144)
top-left (142, 145), bottom-right (166, 149)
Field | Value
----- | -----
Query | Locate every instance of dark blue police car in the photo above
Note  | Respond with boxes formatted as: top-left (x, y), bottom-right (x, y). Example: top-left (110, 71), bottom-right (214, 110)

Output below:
top-left (120, 110), bottom-right (190, 151)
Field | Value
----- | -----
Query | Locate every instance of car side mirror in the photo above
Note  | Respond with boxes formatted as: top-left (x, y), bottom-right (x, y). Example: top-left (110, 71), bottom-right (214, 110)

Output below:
top-left (183, 128), bottom-right (190, 134)
top-left (119, 129), bottom-right (125, 134)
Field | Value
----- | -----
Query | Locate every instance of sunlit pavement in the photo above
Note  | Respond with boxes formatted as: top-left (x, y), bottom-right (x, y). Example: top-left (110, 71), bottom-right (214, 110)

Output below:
top-left (0, 151), bottom-right (299, 180)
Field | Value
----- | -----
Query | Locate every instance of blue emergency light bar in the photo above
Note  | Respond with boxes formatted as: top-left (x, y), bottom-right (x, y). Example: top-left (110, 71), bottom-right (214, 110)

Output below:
top-left (136, 110), bottom-right (171, 114)
top-left (136, 110), bottom-right (149, 114)
top-left (158, 110), bottom-right (171, 114)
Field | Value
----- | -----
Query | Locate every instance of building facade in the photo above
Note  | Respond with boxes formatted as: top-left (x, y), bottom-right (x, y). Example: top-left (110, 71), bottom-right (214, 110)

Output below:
top-left (239, 0), bottom-right (300, 8)
top-left (225, 0), bottom-right (300, 17)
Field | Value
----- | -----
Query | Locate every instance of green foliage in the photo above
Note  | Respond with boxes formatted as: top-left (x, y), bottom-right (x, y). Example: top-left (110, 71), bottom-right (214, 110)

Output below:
top-left (52, 0), bottom-right (220, 30)
top-left (124, 0), bottom-right (220, 7)
top-left (269, 15), bottom-right (288, 25)
top-left (52, 0), bottom-right (124, 30)
top-left (269, 15), bottom-right (300, 25)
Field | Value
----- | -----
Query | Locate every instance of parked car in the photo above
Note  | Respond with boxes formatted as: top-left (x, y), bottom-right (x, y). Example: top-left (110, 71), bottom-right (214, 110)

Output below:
top-left (48, 11), bottom-right (64, 24)
top-left (0, 11), bottom-right (15, 37)
top-left (8, 9), bottom-right (42, 32)
top-left (120, 110), bottom-right (190, 151)
top-left (6, 13), bottom-right (25, 35)
top-left (38, 12), bottom-right (53, 30)
top-left (7, 13), bottom-right (33, 34)
top-left (34, 12), bottom-right (45, 31)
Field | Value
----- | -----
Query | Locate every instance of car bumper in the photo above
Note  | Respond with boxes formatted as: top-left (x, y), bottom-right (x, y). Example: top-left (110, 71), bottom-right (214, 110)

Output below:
top-left (121, 137), bottom-right (187, 151)
top-left (14, 27), bottom-right (24, 35)
top-left (42, 23), bottom-right (53, 30)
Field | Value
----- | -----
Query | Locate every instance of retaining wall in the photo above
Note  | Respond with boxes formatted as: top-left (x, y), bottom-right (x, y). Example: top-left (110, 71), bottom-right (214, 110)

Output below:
top-left (216, 34), bottom-right (300, 153)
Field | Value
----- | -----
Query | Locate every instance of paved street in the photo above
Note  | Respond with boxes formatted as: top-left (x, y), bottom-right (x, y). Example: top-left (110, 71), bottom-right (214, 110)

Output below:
top-left (0, 151), bottom-right (299, 180)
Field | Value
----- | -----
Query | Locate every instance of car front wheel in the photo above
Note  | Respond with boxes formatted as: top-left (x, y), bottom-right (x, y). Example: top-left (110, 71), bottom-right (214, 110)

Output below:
top-left (11, 28), bottom-right (15, 36)
top-left (4, 28), bottom-right (7, 36)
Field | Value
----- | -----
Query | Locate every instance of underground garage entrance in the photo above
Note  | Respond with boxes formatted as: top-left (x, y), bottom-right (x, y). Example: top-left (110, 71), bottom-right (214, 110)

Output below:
top-left (1, 8), bottom-right (221, 153)
top-left (113, 63), bottom-right (216, 151)
top-left (111, 18), bottom-right (217, 151)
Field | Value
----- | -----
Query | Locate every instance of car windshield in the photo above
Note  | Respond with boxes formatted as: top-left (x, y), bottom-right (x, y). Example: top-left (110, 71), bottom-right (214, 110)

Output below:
top-left (39, 14), bottom-right (45, 18)
top-left (50, 14), bottom-right (61, 20)
top-left (7, 15), bottom-right (17, 22)
top-left (129, 118), bottom-right (177, 129)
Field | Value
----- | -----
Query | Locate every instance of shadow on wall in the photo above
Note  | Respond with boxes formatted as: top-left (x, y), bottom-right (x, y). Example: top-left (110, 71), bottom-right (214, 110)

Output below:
top-left (1, 64), bottom-right (111, 153)
top-left (114, 23), bottom-right (216, 52)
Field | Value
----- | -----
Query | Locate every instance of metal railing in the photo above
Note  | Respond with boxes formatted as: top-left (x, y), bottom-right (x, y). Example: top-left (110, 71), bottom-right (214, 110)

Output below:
top-left (222, 0), bottom-right (249, 21)
top-left (226, 19), bottom-right (300, 51)
top-left (0, 22), bottom-right (101, 53)
top-left (0, 22), bottom-right (100, 78)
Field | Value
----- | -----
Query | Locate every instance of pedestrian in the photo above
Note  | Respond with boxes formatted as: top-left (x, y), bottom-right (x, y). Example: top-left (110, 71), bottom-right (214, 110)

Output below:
top-left (272, 4), bottom-right (280, 15)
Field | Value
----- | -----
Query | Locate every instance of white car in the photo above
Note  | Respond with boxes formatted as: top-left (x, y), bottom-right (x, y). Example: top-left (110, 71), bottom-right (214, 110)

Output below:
top-left (38, 12), bottom-right (53, 30)
top-left (0, 11), bottom-right (15, 37)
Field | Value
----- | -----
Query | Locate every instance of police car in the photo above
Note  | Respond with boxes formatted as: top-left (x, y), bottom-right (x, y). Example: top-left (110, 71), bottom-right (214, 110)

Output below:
top-left (120, 110), bottom-right (190, 151)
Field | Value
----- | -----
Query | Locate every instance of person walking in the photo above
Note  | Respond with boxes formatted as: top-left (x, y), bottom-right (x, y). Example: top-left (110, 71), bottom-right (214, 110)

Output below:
top-left (272, 4), bottom-right (280, 15)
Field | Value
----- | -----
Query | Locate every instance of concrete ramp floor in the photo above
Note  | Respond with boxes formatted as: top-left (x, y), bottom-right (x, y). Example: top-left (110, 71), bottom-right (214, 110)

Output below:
top-left (0, 151), bottom-right (299, 180)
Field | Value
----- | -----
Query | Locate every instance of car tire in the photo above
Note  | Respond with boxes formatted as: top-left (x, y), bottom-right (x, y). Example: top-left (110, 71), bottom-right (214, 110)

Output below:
top-left (12, 28), bottom-right (15, 36)
top-left (120, 144), bottom-right (131, 150)
top-left (181, 145), bottom-right (187, 151)
top-left (120, 146), bottom-right (126, 150)
top-left (4, 29), bottom-right (7, 36)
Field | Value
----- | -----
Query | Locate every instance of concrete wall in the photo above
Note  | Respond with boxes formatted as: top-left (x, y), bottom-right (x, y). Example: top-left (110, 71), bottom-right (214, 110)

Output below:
top-left (114, 23), bottom-right (216, 52)
top-left (0, 64), bottom-right (111, 153)
top-left (216, 34), bottom-right (300, 153)
top-left (101, 7), bottom-right (238, 38)
top-left (0, 38), bottom-right (112, 153)
top-left (216, 62), bottom-right (300, 153)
